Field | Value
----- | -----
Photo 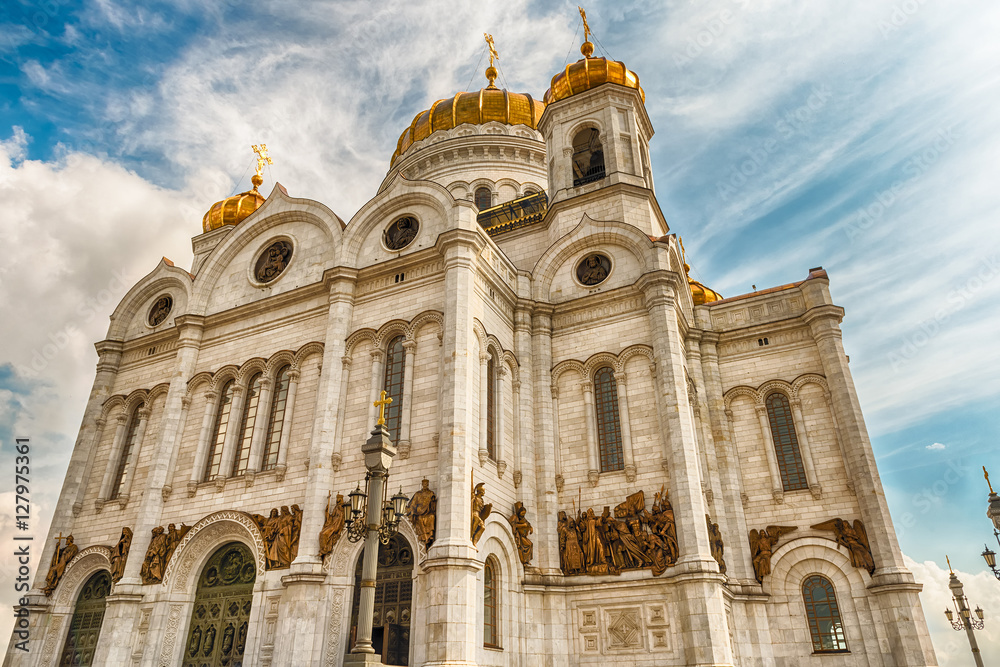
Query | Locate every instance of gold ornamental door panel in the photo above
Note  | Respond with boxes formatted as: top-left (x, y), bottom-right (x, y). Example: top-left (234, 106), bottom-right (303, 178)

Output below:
top-left (183, 542), bottom-right (256, 667)
top-left (59, 570), bottom-right (111, 666)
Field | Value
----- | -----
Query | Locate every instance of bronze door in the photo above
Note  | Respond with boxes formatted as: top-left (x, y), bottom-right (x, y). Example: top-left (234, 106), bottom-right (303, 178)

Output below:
top-left (59, 570), bottom-right (111, 666)
top-left (183, 543), bottom-right (256, 667)
top-left (349, 534), bottom-right (413, 665)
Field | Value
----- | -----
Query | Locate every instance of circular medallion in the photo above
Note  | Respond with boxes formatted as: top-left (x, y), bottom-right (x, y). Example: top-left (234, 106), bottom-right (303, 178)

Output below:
top-left (383, 216), bottom-right (419, 250)
top-left (148, 295), bottom-right (173, 326)
top-left (254, 240), bottom-right (293, 284)
top-left (576, 253), bottom-right (612, 286)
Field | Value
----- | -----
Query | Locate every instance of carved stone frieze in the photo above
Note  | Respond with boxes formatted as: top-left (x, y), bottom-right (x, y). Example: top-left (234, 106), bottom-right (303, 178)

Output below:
top-left (249, 504), bottom-right (303, 570)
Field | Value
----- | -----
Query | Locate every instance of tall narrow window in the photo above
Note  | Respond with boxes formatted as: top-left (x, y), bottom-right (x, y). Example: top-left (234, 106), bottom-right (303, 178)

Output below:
top-left (572, 128), bottom-right (605, 186)
top-left (803, 575), bottom-right (849, 653)
top-left (765, 392), bottom-right (808, 491)
top-left (231, 373), bottom-right (263, 476)
top-left (204, 380), bottom-right (235, 480)
top-left (382, 336), bottom-right (406, 443)
top-left (483, 559), bottom-right (499, 648)
top-left (475, 187), bottom-right (492, 210)
top-left (594, 367), bottom-right (624, 472)
top-left (110, 406), bottom-right (141, 499)
top-left (486, 355), bottom-right (496, 461)
top-left (262, 365), bottom-right (291, 471)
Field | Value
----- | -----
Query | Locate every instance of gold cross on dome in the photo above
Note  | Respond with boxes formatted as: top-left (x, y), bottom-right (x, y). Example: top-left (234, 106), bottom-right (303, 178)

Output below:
top-left (986, 466), bottom-right (995, 493)
top-left (374, 390), bottom-right (393, 426)
top-left (579, 6), bottom-right (591, 43)
top-left (484, 33), bottom-right (499, 68)
top-left (252, 144), bottom-right (273, 179)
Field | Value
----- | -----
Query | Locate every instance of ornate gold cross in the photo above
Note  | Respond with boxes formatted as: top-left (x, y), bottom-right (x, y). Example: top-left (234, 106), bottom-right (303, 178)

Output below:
top-left (579, 6), bottom-right (591, 43)
top-left (986, 466), bottom-right (994, 493)
top-left (374, 390), bottom-right (393, 426)
top-left (484, 33), bottom-right (499, 68)
top-left (252, 144), bottom-right (273, 179)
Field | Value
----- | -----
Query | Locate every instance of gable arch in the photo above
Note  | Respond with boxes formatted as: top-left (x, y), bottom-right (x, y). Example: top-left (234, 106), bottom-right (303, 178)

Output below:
top-left (147, 382), bottom-right (171, 405)
top-left (724, 385), bottom-right (760, 412)
top-left (291, 341), bottom-right (325, 370)
top-left (759, 380), bottom-right (794, 404)
top-left (236, 358), bottom-right (268, 385)
top-left (565, 119), bottom-right (605, 147)
top-left (161, 510), bottom-right (266, 594)
top-left (186, 372), bottom-right (214, 396)
top-left (375, 320), bottom-right (410, 348)
top-left (583, 352), bottom-right (619, 378)
top-left (345, 329), bottom-right (378, 357)
top-left (617, 345), bottom-right (654, 373)
top-left (792, 373), bottom-right (829, 398)
top-left (106, 259), bottom-right (193, 342)
top-left (551, 359), bottom-right (586, 386)
top-left (210, 365), bottom-right (240, 392)
top-left (409, 310), bottom-right (444, 338)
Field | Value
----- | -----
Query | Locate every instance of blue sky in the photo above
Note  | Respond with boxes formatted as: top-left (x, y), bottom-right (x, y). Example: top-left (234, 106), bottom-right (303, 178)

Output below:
top-left (2, 0), bottom-right (999, 662)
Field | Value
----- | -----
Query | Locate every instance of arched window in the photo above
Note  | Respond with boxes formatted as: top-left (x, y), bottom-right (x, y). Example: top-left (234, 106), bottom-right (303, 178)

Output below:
top-left (204, 380), bottom-right (235, 480)
top-left (231, 373), bottom-right (263, 476)
top-left (483, 558), bottom-right (499, 648)
top-left (572, 128), bottom-right (605, 186)
top-left (382, 336), bottom-right (406, 443)
top-left (765, 392), bottom-right (808, 491)
top-left (261, 365), bottom-right (291, 470)
top-left (594, 367), bottom-right (624, 472)
top-left (59, 570), bottom-right (111, 666)
top-left (109, 406), bottom-right (141, 500)
top-left (486, 355), bottom-right (496, 461)
top-left (803, 575), bottom-right (849, 653)
top-left (475, 187), bottom-right (492, 210)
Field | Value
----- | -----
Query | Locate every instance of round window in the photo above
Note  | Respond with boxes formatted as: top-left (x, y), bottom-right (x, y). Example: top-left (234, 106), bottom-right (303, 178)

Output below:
top-left (383, 216), bottom-right (419, 250)
top-left (576, 253), bottom-right (612, 286)
top-left (254, 240), bottom-right (293, 284)
top-left (148, 295), bottom-right (173, 326)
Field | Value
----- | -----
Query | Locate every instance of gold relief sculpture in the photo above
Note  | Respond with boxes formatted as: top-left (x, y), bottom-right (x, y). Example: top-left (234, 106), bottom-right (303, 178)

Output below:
top-left (748, 526), bottom-right (796, 583)
top-left (507, 502), bottom-right (533, 566)
top-left (319, 493), bottom-right (351, 560)
top-left (250, 505), bottom-right (303, 570)
top-left (471, 482), bottom-right (492, 547)
top-left (559, 488), bottom-right (678, 577)
top-left (706, 516), bottom-right (726, 574)
top-left (140, 523), bottom-right (190, 585)
top-left (406, 479), bottom-right (437, 549)
top-left (42, 534), bottom-right (79, 596)
top-left (109, 527), bottom-right (133, 583)
top-left (811, 518), bottom-right (876, 575)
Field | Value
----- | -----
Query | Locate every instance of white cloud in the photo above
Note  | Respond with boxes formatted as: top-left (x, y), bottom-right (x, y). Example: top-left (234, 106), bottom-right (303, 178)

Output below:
top-left (927, 443), bottom-right (947, 451)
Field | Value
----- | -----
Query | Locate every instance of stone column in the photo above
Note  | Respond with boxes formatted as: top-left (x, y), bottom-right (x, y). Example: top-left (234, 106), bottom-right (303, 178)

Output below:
top-left (511, 379), bottom-right (522, 488)
top-left (422, 229), bottom-right (483, 666)
top-left (613, 371), bottom-right (636, 482)
top-left (800, 275), bottom-right (936, 665)
top-left (367, 349), bottom-right (385, 428)
top-left (530, 305), bottom-right (560, 573)
top-left (686, 335), bottom-right (721, 511)
top-left (513, 302), bottom-right (537, 503)
top-left (551, 385), bottom-right (564, 492)
top-left (94, 316), bottom-right (205, 665)
top-left (478, 351), bottom-right (490, 466)
top-left (755, 405), bottom-right (785, 503)
top-left (188, 389), bottom-right (219, 495)
top-left (162, 394), bottom-right (191, 499)
top-left (789, 397), bottom-right (821, 498)
top-left (397, 338), bottom-right (417, 459)
top-left (245, 377), bottom-right (273, 483)
top-left (274, 369), bottom-right (299, 479)
top-left (580, 380), bottom-right (600, 485)
top-left (96, 413), bottom-right (129, 509)
top-left (332, 356), bottom-right (352, 471)
top-left (496, 364), bottom-right (507, 477)
top-left (215, 384), bottom-right (246, 485)
top-left (117, 406), bottom-right (151, 505)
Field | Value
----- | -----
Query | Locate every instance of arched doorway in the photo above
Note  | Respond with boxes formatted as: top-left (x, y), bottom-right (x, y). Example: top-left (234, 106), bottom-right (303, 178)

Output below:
top-left (349, 533), bottom-right (413, 665)
top-left (183, 542), bottom-right (256, 667)
top-left (59, 570), bottom-right (111, 666)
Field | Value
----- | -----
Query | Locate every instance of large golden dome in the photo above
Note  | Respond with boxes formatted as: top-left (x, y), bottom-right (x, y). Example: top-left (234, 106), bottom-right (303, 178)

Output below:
top-left (202, 174), bottom-right (266, 233)
top-left (391, 87), bottom-right (546, 166)
top-left (544, 40), bottom-right (644, 105)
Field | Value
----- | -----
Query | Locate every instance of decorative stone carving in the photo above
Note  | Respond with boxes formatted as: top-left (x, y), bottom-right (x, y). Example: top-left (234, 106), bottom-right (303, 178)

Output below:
top-left (748, 525), bottom-right (796, 583)
top-left (471, 482), bottom-right (491, 547)
top-left (319, 493), bottom-right (350, 560)
top-left (577, 253), bottom-right (611, 286)
top-left (163, 511), bottom-right (266, 590)
top-left (811, 518), bottom-right (875, 574)
top-left (110, 526), bottom-right (133, 582)
top-left (254, 239), bottom-right (293, 284)
top-left (606, 608), bottom-right (642, 650)
top-left (560, 489), bottom-right (677, 577)
top-left (250, 504), bottom-right (304, 569)
top-left (323, 587), bottom-right (346, 667)
top-left (406, 479), bottom-right (437, 549)
top-left (42, 534), bottom-right (79, 596)
top-left (148, 295), bottom-right (173, 326)
top-left (507, 501), bottom-right (533, 565)
top-left (383, 215), bottom-right (419, 250)
top-left (706, 515), bottom-right (726, 574)
top-left (141, 523), bottom-right (191, 584)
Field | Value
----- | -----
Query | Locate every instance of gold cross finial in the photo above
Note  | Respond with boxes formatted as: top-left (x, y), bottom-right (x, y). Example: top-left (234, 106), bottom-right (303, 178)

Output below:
top-left (484, 33), bottom-right (499, 68)
top-left (374, 390), bottom-right (393, 426)
top-left (578, 6), bottom-right (595, 57)
top-left (946, 555), bottom-right (953, 574)
top-left (251, 144), bottom-right (273, 190)
top-left (986, 467), bottom-right (995, 493)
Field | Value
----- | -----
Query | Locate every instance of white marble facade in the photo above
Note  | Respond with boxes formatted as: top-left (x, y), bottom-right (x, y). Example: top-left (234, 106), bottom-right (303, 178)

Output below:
top-left (7, 59), bottom-right (938, 667)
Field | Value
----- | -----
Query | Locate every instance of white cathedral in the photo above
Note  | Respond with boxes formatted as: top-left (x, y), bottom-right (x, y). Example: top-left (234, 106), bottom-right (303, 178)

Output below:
top-left (7, 23), bottom-right (938, 667)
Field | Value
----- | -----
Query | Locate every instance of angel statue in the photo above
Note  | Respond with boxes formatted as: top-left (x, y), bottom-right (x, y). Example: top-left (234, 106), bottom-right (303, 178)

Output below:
top-left (811, 518), bottom-right (875, 574)
top-left (748, 526), bottom-right (797, 583)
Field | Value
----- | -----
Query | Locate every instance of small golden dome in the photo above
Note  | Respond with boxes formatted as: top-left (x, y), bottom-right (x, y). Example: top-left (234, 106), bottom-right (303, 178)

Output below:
top-left (391, 89), bottom-right (546, 166)
top-left (544, 55), bottom-right (644, 105)
top-left (202, 174), bottom-right (265, 233)
top-left (684, 264), bottom-right (722, 305)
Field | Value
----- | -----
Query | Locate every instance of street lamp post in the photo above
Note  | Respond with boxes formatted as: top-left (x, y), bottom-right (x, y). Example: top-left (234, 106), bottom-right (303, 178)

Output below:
top-left (982, 467), bottom-right (1000, 580)
top-left (344, 391), bottom-right (409, 665)
top-left (944, 556), bottom-right (986, 667)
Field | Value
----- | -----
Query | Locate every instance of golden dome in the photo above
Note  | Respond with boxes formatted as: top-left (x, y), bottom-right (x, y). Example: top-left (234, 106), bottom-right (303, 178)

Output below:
top-left (544, 55), bottom-right (644, 105)
top-left (391, 88), bottom-right (546, 166)
top-left (202, 174), bottom-right (266, 233)
top-left (684, 264), bottom-right (722, 305)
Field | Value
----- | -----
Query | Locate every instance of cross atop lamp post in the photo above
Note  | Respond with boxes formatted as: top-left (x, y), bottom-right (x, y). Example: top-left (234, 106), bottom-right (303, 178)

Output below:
top-left (344, 391), bottom-right (409, 665)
